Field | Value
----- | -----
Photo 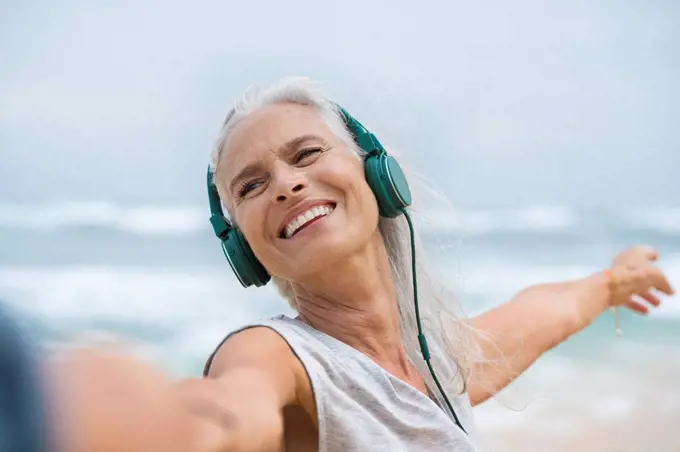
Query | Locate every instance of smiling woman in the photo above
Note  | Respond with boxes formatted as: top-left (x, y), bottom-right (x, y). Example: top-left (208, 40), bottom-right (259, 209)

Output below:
top-left (198, 76), bottom-right (675, 452)
top-left (203, 76), bottom-right (482, 451)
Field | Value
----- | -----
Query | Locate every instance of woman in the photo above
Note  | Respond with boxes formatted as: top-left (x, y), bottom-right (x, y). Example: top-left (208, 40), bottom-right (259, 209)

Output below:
top-left (196, 76), bottom-right (674, 451)
top-left (4, 76), bottom-right (674, 452)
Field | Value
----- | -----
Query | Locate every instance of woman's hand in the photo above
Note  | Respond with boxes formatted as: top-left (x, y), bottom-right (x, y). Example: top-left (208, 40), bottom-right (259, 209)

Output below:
top-left (607, 245), bottom-right (675, 315)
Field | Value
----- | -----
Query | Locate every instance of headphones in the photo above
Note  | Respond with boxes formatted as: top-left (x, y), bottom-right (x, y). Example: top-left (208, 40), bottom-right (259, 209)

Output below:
top-left (207, 106), bottom-right (413, 288)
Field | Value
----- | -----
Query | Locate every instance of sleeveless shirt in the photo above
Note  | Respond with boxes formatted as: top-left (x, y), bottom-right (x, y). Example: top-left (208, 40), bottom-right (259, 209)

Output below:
top-left (203, 315), bottom-right (479, 452)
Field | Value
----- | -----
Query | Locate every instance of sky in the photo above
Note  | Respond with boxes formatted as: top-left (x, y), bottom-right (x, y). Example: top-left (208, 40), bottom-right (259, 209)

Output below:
top-left (1, 0), bottom-right (678, 209)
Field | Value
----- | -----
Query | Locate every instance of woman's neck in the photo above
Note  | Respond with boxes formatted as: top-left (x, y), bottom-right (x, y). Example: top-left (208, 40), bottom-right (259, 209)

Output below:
top-left (292, 231), bottom-right (416, 380)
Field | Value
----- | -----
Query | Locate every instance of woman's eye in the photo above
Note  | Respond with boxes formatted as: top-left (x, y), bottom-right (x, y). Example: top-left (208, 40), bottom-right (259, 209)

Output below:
top-left (238, 180), bottom-right (262, 197)
top-left (295, 148), bottom-right (322, 164)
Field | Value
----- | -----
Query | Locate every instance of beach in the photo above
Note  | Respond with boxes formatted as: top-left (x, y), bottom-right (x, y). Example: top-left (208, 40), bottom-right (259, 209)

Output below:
top-left (475, 342), bottom-right (680, 451)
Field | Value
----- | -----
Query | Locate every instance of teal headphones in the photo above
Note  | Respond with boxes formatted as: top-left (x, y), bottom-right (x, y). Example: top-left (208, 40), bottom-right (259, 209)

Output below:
top-left (207, 106), bottom-right (413, 288)
top-left (206, 105), bottom-right (467, 434)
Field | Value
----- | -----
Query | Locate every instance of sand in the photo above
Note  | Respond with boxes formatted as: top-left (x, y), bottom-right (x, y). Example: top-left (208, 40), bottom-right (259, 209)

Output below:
top-left (473, 353), bottom-right (680, 452)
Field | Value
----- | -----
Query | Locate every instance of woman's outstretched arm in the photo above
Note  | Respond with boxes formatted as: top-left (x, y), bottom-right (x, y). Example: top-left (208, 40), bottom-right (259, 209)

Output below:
top-left (465, 245), bottom-right (675, 406)
top-left (48, 327), bottom-right (302, 452)
top-left (180, 326), bottom-right (307, 451)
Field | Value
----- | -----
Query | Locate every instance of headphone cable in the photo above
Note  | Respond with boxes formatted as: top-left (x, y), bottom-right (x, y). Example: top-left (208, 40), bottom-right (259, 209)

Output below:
top-left (401, 208), bottom-right (467, 435)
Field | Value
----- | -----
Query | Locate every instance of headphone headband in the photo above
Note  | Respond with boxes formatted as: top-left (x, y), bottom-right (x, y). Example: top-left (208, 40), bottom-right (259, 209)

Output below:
top-left (337, 106), bottom-right (386, 157)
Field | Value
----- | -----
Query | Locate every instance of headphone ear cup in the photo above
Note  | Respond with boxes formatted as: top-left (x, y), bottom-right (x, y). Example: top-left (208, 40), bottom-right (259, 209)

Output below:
top-left (220, 228), bottom-right (271, 287)
top-left (365, 154), bottom-right (412, 218)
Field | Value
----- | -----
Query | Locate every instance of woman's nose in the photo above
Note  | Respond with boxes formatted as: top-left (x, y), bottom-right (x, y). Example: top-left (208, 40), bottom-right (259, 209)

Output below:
top-left (271, 168), bottom-right (309, 203)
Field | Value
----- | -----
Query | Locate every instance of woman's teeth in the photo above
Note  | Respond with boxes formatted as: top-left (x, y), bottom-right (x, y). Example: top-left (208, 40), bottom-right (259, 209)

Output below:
top-left (284, 204), bottom-right (334, 239)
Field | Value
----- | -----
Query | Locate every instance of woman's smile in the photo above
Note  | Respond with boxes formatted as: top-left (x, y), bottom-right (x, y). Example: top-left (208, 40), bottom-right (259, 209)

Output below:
top-left (279, 201), bottom-right (337, 239)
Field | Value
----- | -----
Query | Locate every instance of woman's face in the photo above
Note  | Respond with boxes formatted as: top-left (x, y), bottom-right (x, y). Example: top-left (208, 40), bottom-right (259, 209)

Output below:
top-left (217, 103), bottom-right (380, 281)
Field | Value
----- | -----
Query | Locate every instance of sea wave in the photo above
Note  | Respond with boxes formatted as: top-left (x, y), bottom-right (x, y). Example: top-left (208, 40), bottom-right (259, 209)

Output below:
top-left (417, 204), bottom-right (578, 235)
top-left (0, 265), bottom-right (276, 322)
top-left (1, 201), bottom-right (680, 238)
top-left (0, 265), bottom-right (292, 372)
top-left (620, 207), bottom-right (680, 236)
top-left (0, 201), bottom-right (207, 235)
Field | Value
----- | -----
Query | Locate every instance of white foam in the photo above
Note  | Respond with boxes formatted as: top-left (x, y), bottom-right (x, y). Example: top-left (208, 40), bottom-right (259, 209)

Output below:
top-left (417, 204), bottom-right (577, 235)
top-left (0, 264), bottom-right (292, 375)
top-left (621, 207), bottom-right (680, 236)
top-left (448, 260), bottom-right (599, 301)
top-left (0, 201), bottom-right (206, 235)
top-left (4, 201), bottom-right (680, 238)
top-left (0, 265), bottom-right (283, 328)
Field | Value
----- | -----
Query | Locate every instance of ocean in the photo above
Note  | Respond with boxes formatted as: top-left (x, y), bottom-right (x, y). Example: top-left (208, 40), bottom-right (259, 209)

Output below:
top-left (1, 201), bottom-right (679, 451)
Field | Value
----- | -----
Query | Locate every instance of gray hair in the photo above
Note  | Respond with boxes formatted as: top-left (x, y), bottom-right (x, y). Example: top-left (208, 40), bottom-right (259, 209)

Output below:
top-left (211, 76), bottom-right (483, 397)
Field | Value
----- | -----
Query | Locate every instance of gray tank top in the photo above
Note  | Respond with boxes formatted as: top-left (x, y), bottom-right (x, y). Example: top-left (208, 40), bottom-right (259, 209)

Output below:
top-left (204, 315), bottom-right (479, 452)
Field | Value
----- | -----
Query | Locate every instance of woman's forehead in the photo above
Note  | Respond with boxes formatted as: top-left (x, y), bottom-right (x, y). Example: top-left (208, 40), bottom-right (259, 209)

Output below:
top-left (235, 103), bottom-right (329, 143)
top-left (223, 105), bottom-right (332, 163)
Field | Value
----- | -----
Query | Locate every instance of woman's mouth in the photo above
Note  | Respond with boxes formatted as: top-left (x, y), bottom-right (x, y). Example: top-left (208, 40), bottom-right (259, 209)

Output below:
top-left (280, 203), bottom-right (336, 239)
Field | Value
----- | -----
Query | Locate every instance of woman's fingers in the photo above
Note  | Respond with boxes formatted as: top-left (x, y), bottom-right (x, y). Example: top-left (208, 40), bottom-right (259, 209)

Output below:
top-left (613, 245), bottom-right (659, 267)
top-left (625, 298), bottom-right (650, 315)
top-left (642, 246), bottom-right (660, 262)
top-left (610, 262), bottom-right (674, 308)
top-left (638, 290), bottom-right (662, 307)
top-left (647, 266), bottom-right (675, 296)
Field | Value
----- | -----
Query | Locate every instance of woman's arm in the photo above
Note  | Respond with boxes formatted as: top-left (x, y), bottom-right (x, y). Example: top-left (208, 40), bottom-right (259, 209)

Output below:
top-left (465, 272), bottom-right (608, 406)
top-left (50, 327), bottom-right (302, 452)
top-left (465, 245), bottom-right (674, 407)
top-left (179, 326), bottom-right (306, 451)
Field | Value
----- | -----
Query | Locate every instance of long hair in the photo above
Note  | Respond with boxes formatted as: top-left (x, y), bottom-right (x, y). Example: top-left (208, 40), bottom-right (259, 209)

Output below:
top-left (210, 76), bottom-right (483, 397)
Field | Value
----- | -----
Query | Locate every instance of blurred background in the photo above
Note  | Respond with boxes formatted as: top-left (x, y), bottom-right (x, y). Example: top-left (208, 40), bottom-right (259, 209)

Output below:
top-left (1, 1), bottom-right (679, 450)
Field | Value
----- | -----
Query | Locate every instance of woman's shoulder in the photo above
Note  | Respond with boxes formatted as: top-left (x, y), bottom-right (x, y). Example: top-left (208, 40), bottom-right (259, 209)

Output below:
top-left (203, 315), bottom-right (298, 378)
top-left (203, 316), bottom-right (319, 427)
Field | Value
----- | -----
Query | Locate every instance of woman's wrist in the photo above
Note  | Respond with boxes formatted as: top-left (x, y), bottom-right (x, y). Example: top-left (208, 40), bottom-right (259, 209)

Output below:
top-left (571, 270), bottom-right (614, 330)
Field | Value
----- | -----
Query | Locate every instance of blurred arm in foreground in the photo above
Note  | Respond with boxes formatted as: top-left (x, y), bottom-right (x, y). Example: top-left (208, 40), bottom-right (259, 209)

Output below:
top-left (466, 245), bottom-right (676, 406)
top-left (1, 308), bottom-right (298, 452)
top-left (48, 331), bottom-right (299, 452)
top-left (47, 350), bottom-right (201, 452)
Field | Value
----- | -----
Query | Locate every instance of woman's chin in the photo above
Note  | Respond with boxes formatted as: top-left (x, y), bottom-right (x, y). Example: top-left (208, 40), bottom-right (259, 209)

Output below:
top-left (273, 236), bottom-right (358, 279)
